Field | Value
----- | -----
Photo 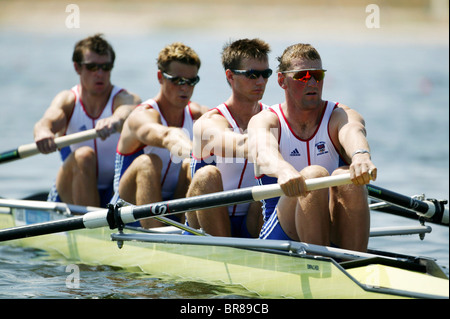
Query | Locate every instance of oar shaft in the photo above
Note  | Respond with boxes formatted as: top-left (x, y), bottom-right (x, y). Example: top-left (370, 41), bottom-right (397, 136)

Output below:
top-left (0, 174), bottom-right (353, 242)
top-left (368, 185), bottom-right (430, 214)
top-left (0, 216), bottom-right (87, 241)
top-left (0, 198), bottom-right (100, 215)
top-left (0, 129), bottom-right (99, 164)
top-left (367, 184), bottom-right (448, 226)
top-left (120, 173), bottom-right (353, 224)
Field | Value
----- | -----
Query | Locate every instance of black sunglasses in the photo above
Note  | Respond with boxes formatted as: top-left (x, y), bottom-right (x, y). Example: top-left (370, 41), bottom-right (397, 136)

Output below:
top-left (162, 72), bottom-right (200, 86)
top-left (230, 68), bottom-right (273, 79)
top-left (80, 62), bottom-right (114, 72)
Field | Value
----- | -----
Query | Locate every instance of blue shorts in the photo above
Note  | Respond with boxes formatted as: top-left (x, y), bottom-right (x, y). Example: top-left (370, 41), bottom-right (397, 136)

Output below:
top-left (47, 182), bottom-right (114, 209)
top-left (259, 208), bottom-right (294, 241)
top-left (230, 215), bottom-right (253, 238)
top-left (183, 214), bottom-right (253, 238)
top-left (260, 209), bottom-right (341, 248)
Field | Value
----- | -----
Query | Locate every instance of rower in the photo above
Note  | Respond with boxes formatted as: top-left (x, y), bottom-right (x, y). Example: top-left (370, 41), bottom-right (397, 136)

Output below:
top-left (248, 43), bottom-right (377, 252)
top-left (110, 42), bottom-right (208, 229)
top-left (186, 38), bottom-right (272, 238)
top-left (33, 34), bottom-right (141, 208)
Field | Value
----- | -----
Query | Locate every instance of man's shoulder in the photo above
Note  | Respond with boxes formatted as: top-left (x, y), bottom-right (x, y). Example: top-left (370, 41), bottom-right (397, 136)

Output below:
top-left (113, 88), bottom-right (141, 107)
top-left (248, 107), bottom-right (279, 129)
top-left (189, 101), bottom-right (209, 120)
top-left (124, 104), bottom-right (161, 133)
top-left (56, 88), bottom-right (76, 99)
top-left (52, 89), bottom-right (76, 108)
top-left (331, 103), bottom-right (363, 120)
top-left (196, 107), bottom-right (230, 125)
top-left (258, 107), bottom-right (278, 119)
top-left (130, 103), bottom-right (157, 117)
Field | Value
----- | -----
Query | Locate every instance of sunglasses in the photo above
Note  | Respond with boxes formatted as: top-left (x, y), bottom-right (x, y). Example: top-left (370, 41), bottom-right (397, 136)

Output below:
top-left (80, 62), bottom-right (114, 72)
top-left (230, 69), bottom-right (273, 79)
top-left (162, 72), bottom-right (200, 86)
top-left (281, 69), bottom-right (326, 83)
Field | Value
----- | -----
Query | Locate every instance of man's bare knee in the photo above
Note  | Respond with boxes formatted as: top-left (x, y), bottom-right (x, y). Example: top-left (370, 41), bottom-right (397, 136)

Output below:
top-left (331, 166), bottom-right (349, 176)
top-left (195, 165), bottom-right (221, 182)
top-left (189, 165), bottom-right (223, 196)
top-left (136, 154), bottom-right (163, 173)
top-left (73, 146), bottom-right (95, 160)
top-left (71, 147), bottom-right (96, 172)
top-left (300, 165), bottom-right (329, 179)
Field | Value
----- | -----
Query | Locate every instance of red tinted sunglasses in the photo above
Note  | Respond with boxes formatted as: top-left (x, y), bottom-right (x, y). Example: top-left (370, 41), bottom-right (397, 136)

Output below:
top-left (281, 69), bottom-right (326, 83)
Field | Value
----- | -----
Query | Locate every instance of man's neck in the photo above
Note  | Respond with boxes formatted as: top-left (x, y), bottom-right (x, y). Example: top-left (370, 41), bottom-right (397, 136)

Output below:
top-left (283, 100), bottom-right (326, 140)
top-left (225, 96), bottom-right (261, 131)
top-left (154, 93), bottom-right (186, 127)
top-left (79, 84), bottom-right (113, 118)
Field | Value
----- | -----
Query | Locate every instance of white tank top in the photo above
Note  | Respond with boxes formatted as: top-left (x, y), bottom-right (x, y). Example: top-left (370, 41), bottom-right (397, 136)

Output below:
top-left (269, 101), bottom-right (345, 175)
top-left (214, 102), bottom-right (268, 216)
top-left (141, 99), bottom-right (194, 200)
top-left (63, 84), bottom-right (123, 189)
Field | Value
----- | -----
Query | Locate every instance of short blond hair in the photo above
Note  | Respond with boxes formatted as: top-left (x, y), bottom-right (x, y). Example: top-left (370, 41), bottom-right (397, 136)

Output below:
top-left (277, 43), bottom-right (321, 72)
top-left (157, 42), bottom-right (201, 72)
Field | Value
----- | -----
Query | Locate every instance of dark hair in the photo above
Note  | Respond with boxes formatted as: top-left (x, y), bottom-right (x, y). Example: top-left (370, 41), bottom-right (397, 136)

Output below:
top-left (72, 33), bottom-right (115, 64)
top-left (277, 43), bottom-right (321, 72)
top-left (221, 38), bottom-right (271, 70)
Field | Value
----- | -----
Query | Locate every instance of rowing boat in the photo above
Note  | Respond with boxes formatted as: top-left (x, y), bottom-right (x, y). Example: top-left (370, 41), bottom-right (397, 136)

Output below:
top-left (0, 194), bottom-right (448, 299)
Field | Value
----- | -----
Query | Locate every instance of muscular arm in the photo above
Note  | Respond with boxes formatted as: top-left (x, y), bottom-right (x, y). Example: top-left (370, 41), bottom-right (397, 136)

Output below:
top-left (33, 90), bottom-right (75, 154)
top-left (127, 106), bottom-right (193, 159)
top-left (248, 109), bottom-right (307, 197)
top-left (95, 90), bottom-right (141, 139)
top-left (192, 111), bottom-right (248, 159)
top-left (331, 105), bottom-right (377, 184)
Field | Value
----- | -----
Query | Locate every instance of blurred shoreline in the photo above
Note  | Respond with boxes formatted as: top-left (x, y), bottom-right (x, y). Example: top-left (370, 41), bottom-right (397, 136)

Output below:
top-left (1, 0), bottom-right (448, 45)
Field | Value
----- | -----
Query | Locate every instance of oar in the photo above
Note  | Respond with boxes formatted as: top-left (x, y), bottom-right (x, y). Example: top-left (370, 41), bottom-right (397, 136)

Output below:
top-left (0, 173), bottom-right (353, 242)
top-left (367, 184), bottom-right (449, 227)
top-left (2, 197), bottom-right (432, 238)
top-left (0, 197), bottom-right (207, 235)
top-left (0, 198), bottom-right (100, 215)
top-left (0, 129), bottom-right (100, 164)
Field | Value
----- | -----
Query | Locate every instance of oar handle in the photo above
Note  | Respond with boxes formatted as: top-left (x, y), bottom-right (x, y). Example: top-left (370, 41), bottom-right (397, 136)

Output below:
top-left (0, 129), bottom-right (99, 164)
top-left (251, 173), bottom-right (353, 201)
top-left (18, 129), bottom-right (99, 158)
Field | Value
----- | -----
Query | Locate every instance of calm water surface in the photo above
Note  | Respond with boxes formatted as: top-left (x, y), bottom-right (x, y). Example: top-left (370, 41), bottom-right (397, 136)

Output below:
top-left (0, 30), bottom-right (448, 299)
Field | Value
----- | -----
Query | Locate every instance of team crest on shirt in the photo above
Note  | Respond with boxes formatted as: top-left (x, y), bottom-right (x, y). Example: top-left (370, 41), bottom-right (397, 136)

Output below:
top-left (315, 141), bottom-right (329, 156)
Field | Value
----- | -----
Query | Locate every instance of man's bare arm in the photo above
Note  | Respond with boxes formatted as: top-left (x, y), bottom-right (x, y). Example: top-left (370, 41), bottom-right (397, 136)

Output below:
top-left (33, 90), bottom-right (75, 154)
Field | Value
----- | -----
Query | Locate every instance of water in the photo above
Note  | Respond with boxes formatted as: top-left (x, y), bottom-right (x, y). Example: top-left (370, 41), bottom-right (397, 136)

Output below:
top-left (0, 19), bottom-right (448, 298)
